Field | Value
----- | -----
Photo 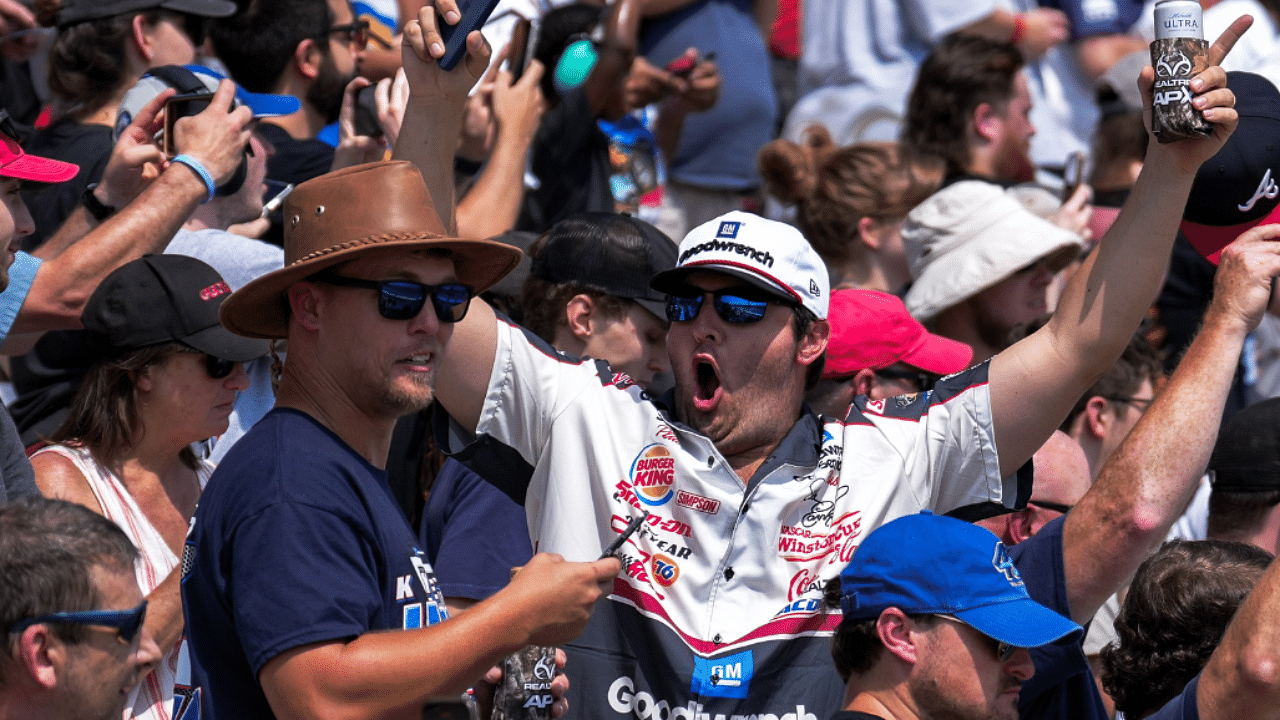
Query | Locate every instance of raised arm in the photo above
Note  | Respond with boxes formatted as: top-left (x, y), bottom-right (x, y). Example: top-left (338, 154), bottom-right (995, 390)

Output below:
top-left (987, 15), bottom-right (1252, 478)
top-left (13, 80), bottom-right (252, 333)
top-left (393, 2), bottom-right (501, 432)
top-left (1059, 223), bottom-right (1280, 625)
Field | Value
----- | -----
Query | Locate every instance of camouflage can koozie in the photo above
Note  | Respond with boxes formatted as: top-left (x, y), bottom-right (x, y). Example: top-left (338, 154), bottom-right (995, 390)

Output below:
top-left (490, 645), bottom-right (557, 720)
top-left (1151, 0), bottom-right (1213, 143)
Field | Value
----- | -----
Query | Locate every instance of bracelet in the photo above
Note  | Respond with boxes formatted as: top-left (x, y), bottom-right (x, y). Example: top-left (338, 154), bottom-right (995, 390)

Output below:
top-left (172, 154), bottom-right (216, 203)
top-left (81, 183), bottom-right (116, 222)
top-left (1010, 13), bottom-right (1026, 45)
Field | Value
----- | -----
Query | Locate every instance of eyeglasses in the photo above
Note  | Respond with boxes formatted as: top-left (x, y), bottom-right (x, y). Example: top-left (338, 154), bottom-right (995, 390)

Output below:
top-left (1029, 499), bottom-right (1073, 515)
top-left (665, 287), bottom-right (785, 325)
top-left (934, 614), bottom-right (1016, 662)
top-left (310, 274), bottom-right (474, 323)
top-left (9, 601), bottom-right (148, 643)
top-left (874, 366), bottom-right (938, 393)
top-left (320, 19), bottom-right (370, 50)
top-left (0, 109), bottom-right (22, 145)
top-left (203, 354), bottom-right (236, 380)
top-left (1103, 395), bottom-right (1153, 412)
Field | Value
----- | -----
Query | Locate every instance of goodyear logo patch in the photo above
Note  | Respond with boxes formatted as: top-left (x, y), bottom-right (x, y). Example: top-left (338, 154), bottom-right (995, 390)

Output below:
top-left (630, 444), bottom-right (675, 506)
top-left (691, 650), bottom-right (752, 699)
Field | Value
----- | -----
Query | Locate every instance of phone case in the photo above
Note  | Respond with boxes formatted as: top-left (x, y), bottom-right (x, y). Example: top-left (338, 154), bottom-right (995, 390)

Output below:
top-left (438, 0), bottom-right (502, 71)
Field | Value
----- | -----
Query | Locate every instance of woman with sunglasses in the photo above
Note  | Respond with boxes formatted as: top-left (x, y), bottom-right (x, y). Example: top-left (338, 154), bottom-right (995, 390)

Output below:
top-left (31, 254), bottom-right (268, 720)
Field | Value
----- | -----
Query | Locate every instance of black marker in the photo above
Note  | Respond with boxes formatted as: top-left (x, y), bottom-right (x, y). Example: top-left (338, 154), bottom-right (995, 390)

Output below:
top-left (601, 511), bottom-right (649, 559)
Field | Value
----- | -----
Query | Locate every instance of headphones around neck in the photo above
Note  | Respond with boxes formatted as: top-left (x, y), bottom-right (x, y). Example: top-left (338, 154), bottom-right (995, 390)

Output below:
top-left (147, 65), bottom-right (248, 198)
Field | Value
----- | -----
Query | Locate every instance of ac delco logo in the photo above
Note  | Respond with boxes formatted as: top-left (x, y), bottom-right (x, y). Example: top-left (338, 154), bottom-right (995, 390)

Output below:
top-left (651, 554), bottom-right (680, 587)
top-left (631, 444), bottom-right (675, 506)
top-left (676, 490), bottom-right (719, 515)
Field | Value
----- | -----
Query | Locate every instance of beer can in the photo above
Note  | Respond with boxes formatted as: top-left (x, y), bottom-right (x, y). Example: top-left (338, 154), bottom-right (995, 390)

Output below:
top-left (1150, 0), bottom-right (1213, 143)
top-left (490, 567), bottom-right (556, 720)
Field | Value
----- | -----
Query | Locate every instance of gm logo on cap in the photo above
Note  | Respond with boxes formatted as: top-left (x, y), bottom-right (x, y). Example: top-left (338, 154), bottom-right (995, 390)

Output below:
top-left (716, 221), bottom-right (741, 238)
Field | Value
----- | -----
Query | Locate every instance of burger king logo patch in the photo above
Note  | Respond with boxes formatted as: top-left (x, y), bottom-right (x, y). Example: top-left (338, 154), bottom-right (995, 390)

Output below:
top-left (630, 444), bottom-right (675, 506)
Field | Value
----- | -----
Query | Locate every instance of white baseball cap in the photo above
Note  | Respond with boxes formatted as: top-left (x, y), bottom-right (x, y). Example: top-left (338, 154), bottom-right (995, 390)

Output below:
top-left (650, 211), bottom-right (830, 319)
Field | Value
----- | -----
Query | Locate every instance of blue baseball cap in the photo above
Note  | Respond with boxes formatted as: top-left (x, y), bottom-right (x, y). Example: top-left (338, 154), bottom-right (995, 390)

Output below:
top-left (114, 64), bottom-right (302, 141)
top-left (839, 512), bottom-right (1081, 649)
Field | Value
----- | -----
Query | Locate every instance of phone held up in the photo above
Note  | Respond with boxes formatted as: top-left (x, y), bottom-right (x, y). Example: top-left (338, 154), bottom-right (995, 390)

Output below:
top-left (162, 91), bottom-right (216, 158)
top-left (437, 0), bottom-right (503, 71)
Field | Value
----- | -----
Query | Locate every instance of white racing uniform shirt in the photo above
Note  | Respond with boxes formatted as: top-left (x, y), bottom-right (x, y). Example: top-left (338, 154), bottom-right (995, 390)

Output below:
top-left (445, 319), bottom-right (1013, 720)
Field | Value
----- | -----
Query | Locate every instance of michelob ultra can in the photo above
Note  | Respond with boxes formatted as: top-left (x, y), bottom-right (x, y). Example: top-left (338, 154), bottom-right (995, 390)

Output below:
top-left (1151, 0), bottom-right (1213, 143)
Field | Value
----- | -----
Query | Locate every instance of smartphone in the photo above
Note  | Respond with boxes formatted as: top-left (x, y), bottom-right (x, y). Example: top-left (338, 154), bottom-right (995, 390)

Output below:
top-left (437, 0), bottom-right (503, 71)
top-left (508, 16), bottom-right (532, 82)
top-left (261, 181), bottom-right (294, 218)
top-left (354, 85), bottom-right (381, 139)
top-left (600, 511), bottom-right (649, 559)
top-left (1062, 151), bottom-right (1085, 202)
top-left (163, 91), bottom-right (215, 158)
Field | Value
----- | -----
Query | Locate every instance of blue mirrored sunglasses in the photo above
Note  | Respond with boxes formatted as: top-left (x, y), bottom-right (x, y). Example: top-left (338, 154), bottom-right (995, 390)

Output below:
top-left (666, 288), bottom-right (779, 324)
top-left (9, 600), bottom-right (148, 643)
top-left (310, 274), bottom-right (474, 323)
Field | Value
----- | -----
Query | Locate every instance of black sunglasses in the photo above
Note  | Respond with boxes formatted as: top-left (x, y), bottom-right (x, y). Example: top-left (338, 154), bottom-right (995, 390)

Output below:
top-left (9, 600), bottom-right (148, 643)
top-left (1029, 499), bottom-right (1073, 515)
top-left (310, 274), bottom-right (474, 323)
top-left (204, 354), bottom-right (236, 380)
top-left (1103, 395), bottom-right (1153, 412)
top-left (874, 366), bottom-right (938, 393)
top-left (0, 109), bottom-right (22, 145)
top-left (666, 287), bottom-right (783, 325)
top-left (320, 19), bottom-right (370, 49)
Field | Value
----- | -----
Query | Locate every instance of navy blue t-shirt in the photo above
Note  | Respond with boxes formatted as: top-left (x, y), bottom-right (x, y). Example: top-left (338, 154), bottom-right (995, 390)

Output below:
top-left (182, 409), bottom-right (449, 720)
top-left (1011, 515), bottom-right (1109, 720)
top-left (421, 457), bottom-right (533, 600)
top-left (1147, 675), bottom-right (1201, 720)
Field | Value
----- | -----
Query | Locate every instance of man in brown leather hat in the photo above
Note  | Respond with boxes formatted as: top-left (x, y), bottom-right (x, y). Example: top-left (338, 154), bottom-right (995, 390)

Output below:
top-left (180, 23), bottom-right (620, 720)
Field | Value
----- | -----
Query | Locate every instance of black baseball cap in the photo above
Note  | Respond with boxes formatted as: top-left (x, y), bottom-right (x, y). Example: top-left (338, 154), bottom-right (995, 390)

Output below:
top-left (1210, 397), bottom-right (1280, 492)
top-left (82, 255), bottom-right (269, 362)
top-left (1181, 72), bottom-right (1280, 265)
top-left (530, 212), bottom-right (676, 319)
top-left (56, 0), bottom-right (237, 28)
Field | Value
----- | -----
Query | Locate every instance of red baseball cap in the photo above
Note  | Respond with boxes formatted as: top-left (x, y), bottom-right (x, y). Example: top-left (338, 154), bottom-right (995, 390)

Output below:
top-left (0, 111), bottom-right (77, 183)
top-left (823, 289), bottom-right (972, 380)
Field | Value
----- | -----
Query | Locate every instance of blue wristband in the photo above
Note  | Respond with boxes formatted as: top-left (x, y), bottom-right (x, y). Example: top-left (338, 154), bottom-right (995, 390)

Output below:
top-left (172, 154), bottom-right (216, 203)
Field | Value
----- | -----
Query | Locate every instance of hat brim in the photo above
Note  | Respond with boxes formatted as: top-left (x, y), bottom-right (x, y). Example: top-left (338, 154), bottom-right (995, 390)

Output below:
top-left (650, 264), bottom-right (801, 306)
top-left (905, 217), bottom-right (1083, 322)
top-left (1180, 198), bottom-right (1280, 266)
top-left (182, 323), bottom-right (271, 363)
top-left (900, 332), bottom-right (973, 376)
top-left (235, 89), bottom-right (301, 118)
top-left (1, 153), bottom-right (79, 183)
top-left (160, 0), bottom-right (237, 17)
top-left (954, 596), bottom-right (1081, 649)
top-left (220, 233), bottom-right (523, 339)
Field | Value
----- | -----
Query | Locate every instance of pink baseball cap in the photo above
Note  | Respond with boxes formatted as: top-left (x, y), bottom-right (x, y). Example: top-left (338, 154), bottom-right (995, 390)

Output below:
top-left (823, 289), bottom-right (972, 380)
top-left (0, 111), bottom-right (78, 183)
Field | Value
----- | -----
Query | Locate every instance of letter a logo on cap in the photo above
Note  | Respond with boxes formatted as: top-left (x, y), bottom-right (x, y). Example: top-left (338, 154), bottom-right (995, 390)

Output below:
top-left (716, 221), bottom-right (741, 238)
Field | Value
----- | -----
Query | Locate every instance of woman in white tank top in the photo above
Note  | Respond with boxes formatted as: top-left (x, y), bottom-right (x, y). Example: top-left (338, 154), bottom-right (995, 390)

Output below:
top-left (31, 255), bottom-right (268, 720)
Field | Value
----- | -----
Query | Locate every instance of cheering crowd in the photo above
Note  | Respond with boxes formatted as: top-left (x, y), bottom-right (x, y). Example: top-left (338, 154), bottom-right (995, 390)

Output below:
top-left (2, 2), bottom-right (1280, 720)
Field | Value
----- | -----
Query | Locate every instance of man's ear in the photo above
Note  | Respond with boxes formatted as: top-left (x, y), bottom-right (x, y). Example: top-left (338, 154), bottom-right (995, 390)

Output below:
top-left (1083, 396), bottom-right (1111, 440)
top-left (287, 282), bottom-right (324, 331)
top-left (797, 318), bottom-right (829, 366)
top-left (17, 625), bottom-right (62, 690)
top-left (877, 608), bottom-right (920, 665)
top-left (564, 294), bottom-right (597, 342)
top-left (130, 14), bottom-right (154, 62)
top-left (1009, 507), bottom-right (1036, 544)
top-left (852, 368), bottom-right (876, 398)
top-left (857, 216), bottom-right (882, 251)
top-left (973, 102), bottom-right (1000, 142)
top-left (294, 38), bottom-right (323, 80)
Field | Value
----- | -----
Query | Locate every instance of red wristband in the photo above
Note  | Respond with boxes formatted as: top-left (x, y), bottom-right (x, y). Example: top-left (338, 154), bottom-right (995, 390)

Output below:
top-left (1011, 13), bottom-right (1026, 44)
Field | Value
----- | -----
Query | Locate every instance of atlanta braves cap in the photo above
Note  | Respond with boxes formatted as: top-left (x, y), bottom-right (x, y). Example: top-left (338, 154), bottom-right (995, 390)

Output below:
top-left (1181, 72), bottom-right (1280, 265)
top-left (650, 211), bottom-right (830, 319)
top-left (824, 289), bottom-right (972, 379)
top-left (532, 212), bottom-right (676, 319)
top-left (839, 512), bottom-right (1082, 649)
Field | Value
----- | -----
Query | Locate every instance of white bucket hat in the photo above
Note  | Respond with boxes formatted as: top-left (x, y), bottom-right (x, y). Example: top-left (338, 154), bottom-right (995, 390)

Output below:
top-left (903, 181), bottom-right (1085, 322)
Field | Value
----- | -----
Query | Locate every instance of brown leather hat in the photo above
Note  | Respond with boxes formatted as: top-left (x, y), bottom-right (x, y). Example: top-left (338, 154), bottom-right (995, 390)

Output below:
top-left (219, 161), bottom-right (522, 339)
